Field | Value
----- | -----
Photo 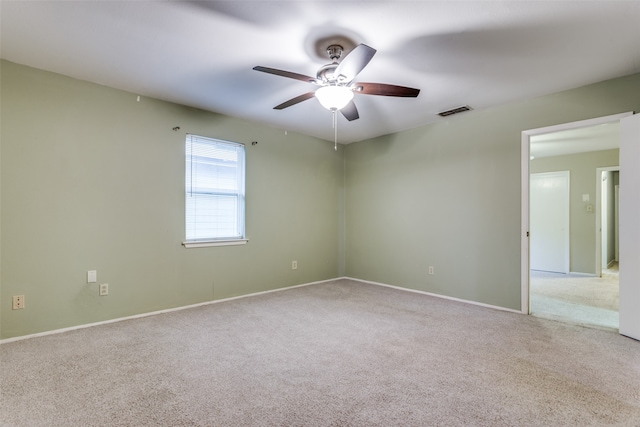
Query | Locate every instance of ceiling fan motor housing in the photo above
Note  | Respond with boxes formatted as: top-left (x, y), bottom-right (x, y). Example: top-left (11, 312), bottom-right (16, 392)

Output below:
top-left (317, 45), bottom-right (345, 83)
top-left (317, 63), bottom-right (338, 83)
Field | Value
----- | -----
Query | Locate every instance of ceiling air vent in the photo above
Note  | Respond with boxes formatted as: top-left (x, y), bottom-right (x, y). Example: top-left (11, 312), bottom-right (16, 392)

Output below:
top-left (437, 105), bottom-right (472, 117)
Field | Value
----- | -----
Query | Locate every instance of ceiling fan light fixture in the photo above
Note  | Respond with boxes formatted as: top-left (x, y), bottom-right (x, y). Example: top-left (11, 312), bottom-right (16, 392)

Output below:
top-left (315, 85), bottom-right (354, 111)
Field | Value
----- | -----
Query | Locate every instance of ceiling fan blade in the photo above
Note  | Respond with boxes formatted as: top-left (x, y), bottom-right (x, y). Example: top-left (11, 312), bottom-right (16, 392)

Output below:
top-left (340, 100), bottom-right (359, 121)
top-left (334, 44), bottom-right (377, 83)
top-left (253, 66), bottom-right (318, 84)
top-left (353, 82), bottom-right (420, 97)
top-left (274, 92), bottom-right (316, 110)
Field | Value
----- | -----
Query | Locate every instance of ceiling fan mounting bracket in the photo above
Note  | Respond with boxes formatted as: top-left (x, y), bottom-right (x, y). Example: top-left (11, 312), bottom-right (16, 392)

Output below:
top-left (310, 34), bottom-right (357, 62)
top-left (326, 44), bottom-right (343, 62)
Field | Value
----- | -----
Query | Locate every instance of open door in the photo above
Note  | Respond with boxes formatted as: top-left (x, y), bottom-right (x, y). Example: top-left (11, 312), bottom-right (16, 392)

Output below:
top-left (619, 113), bottom-right (640, 341)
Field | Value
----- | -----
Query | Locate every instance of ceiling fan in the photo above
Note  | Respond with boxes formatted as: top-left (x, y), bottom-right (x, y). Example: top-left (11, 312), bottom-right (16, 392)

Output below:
top-left (253, 44), bottom-right (420, 122)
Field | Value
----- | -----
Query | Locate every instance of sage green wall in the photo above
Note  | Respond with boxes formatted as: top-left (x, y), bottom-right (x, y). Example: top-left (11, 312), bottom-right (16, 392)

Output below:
top-left (0, 60), bottom-right (345, 339)
top-left (530, 149), bottom-right (619, 274)
top-left (3, 61), bottom-right (640, 339)
top-left (345, 73), bottom-right (640, 311)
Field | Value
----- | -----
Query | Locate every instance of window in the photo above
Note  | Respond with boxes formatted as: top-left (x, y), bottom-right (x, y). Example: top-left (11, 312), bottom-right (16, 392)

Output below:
top-left (184, 134), bottom-right (246, 248)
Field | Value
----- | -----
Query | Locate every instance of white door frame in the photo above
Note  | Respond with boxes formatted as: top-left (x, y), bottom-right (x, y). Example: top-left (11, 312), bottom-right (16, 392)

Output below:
top-left (520, 112), bottom-right (633, 315)
top-left (596, 166), bottom-right (620, 277)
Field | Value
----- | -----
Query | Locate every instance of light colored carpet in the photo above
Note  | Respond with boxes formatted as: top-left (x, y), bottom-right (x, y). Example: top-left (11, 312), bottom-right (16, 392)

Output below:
top-left (530, 265), bottom-right (619, 330)
top-left (2, 279), bottom-right (639, 426)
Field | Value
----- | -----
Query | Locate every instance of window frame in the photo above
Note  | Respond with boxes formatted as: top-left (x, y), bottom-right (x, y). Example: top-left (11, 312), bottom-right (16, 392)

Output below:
top-left (182, 134), bottom-right (247, 249)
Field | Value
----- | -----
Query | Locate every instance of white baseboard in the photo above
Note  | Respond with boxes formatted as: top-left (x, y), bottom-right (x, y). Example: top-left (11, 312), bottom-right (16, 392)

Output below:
top-left (2, 276), bottom-right (521, 344)
top-left (342, 276), bottom-right (522, 314)
top-left (0, 278), bottom-right (336, 344)
top-left (569, 271), bottom-right (598, 277)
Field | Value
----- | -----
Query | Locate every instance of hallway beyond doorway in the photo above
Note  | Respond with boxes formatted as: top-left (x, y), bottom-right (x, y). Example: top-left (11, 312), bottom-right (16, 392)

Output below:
top-left (530, 263), bottom-right (619, 330)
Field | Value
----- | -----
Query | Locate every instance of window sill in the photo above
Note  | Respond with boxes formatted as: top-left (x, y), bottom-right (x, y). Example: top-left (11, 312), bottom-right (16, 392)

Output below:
top-left (182, 239), bottom-right (248, 249)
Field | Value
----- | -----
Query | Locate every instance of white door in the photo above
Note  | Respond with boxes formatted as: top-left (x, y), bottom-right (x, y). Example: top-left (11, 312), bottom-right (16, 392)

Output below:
top-left (530, 171), bottom-right (570, 273)
top-left (619, 113), bottom-right (640, 341)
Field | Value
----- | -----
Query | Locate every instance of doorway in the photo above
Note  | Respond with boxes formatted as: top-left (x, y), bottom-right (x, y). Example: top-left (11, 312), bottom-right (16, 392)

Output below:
top-left (521, 112), bottom-right (631, 330)
top-left (596, 167), bottom-right (620, 277)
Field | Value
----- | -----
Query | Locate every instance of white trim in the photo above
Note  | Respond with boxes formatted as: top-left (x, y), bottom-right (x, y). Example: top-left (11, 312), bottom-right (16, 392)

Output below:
top-left (521, 111), bottom-right (633, 315)
top-left (521, 132), bottom-right (531, 314)
top-left (595, 166), bottom-right (620, 277)
top-left (0, 277), bottom-right (335, 344)
top-left (182, 239), bottom-right (248, 248)
top-left (344, 277), bottom-right (522, 314)
top-left (522, 112), bottom-right (633, 138)
top-left (2, 276), bottom-right (525, 344)
top-left (568, 271), bottom-right (598, 277)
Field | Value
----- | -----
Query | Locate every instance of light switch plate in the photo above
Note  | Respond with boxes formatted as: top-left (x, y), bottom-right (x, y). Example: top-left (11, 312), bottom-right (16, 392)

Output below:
top-left (87, 270), bottom-right (97, 283)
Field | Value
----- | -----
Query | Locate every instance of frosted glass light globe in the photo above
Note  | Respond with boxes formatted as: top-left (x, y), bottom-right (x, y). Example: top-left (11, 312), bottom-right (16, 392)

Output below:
top-left (315, 86), bottom-right (354, 110)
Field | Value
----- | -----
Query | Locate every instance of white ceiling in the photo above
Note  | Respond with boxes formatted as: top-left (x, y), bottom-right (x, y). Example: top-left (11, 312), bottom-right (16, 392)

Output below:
top-left (1, 1), bottom-right (639, 144)
top-left (530, 122), bottom-right (620, 159)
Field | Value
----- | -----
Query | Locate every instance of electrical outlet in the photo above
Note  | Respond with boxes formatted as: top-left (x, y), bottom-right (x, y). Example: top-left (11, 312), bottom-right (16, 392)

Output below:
top-left (428, 266), bottom-right (434, 275)
top-left (99, 283), bottom-right (109, 296)
top-left (292, 260), bottom-right (298, 270)
top-left (12, 295), bottom-right (25, 310)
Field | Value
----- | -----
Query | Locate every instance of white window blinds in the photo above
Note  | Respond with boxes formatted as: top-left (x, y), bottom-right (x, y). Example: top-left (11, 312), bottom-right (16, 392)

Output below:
top-left (185, 135), bottom-right (245, 242)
